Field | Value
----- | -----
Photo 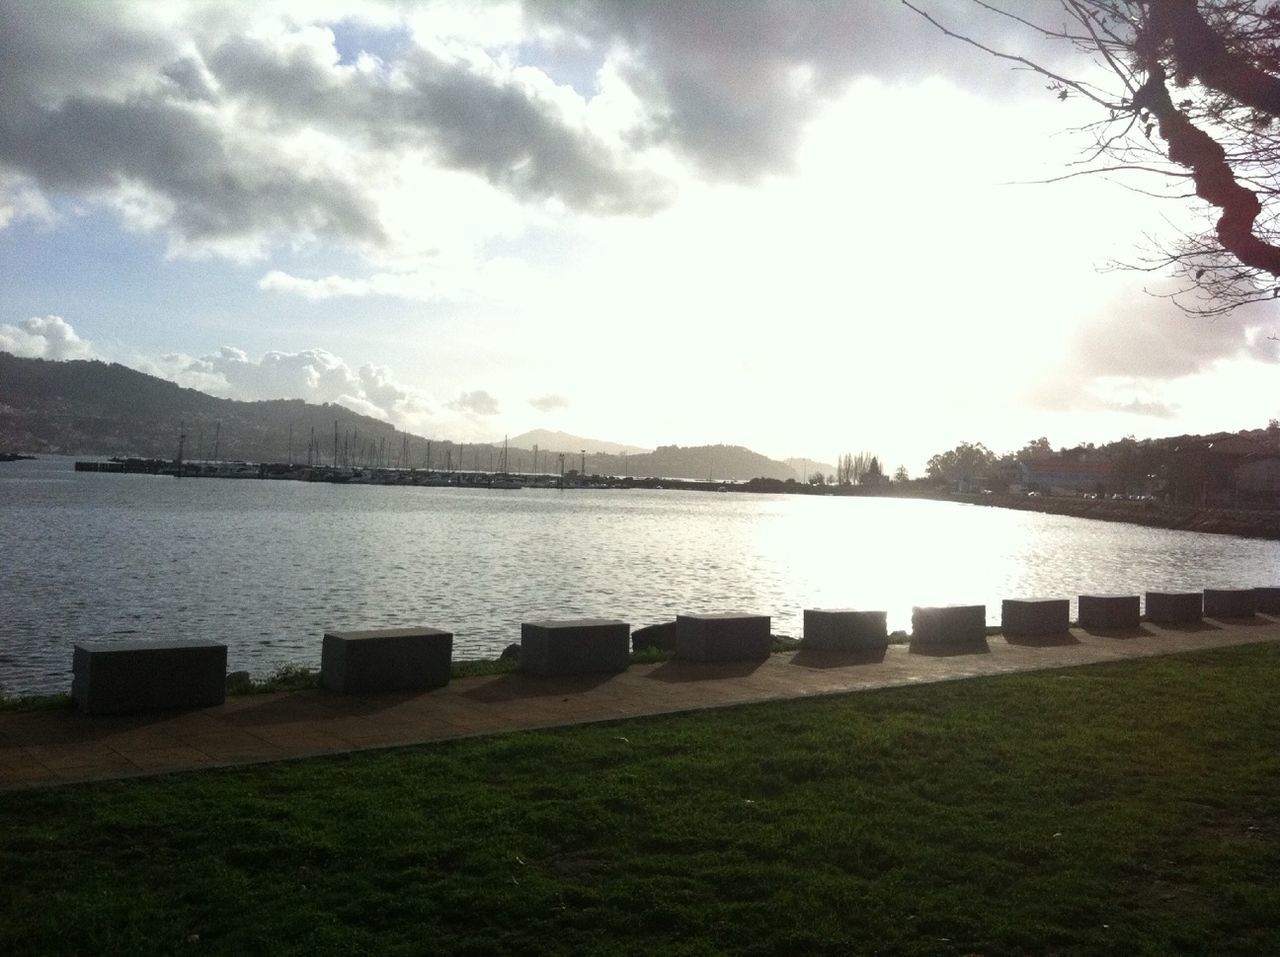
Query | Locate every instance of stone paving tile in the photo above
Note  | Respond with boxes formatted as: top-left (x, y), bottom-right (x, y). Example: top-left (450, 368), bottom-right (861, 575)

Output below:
top-left (1, 618), bottom-right (1276, 791)
top-left (174, 731), bottom-right (284, 763)
top-left (115, 745), bottom-right (218, 772)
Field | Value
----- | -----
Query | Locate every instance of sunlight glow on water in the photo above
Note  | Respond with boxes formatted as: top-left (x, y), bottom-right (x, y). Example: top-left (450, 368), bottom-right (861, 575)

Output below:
top-left (2, 457), bottom-right (1278, 695)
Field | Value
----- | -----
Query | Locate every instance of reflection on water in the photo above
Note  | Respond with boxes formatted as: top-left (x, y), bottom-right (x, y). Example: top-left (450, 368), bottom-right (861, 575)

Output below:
top-left (2, 456), bottom-right (1277, 695)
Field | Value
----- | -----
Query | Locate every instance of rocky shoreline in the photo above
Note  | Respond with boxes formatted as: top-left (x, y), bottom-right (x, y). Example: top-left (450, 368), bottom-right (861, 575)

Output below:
top-left (945, 492), bottom-right (1280, 541)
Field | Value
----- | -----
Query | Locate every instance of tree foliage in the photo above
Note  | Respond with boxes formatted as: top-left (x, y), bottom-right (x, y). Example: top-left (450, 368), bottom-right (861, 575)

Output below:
top-left (906, 0), bottom-right (1280, 314)
top-left (836, 450), bottom-right (882, 484)
top-left (924, 441), bottom-right (998, 482)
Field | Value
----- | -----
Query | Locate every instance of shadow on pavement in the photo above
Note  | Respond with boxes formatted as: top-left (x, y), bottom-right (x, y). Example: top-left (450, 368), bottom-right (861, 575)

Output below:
top-left (644, 658), bottom-right (765, 683)
top-left (908, 638), bottom-right (991, 657)
top-left (1146, 620), bottom-right (1221, 633)
top-left (1078, 625), bottom-right (1154, 639)
top-left (463, 671), bottom-right (619, 702)
top-left (1000, 632), bottom-right (1080, 648)
top-left (790, 647), bottom-right (888, 669)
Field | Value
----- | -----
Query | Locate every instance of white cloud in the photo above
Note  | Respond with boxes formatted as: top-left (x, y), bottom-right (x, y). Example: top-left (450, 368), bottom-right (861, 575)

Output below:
top-left (448, 389), bottom-right (501, 415)
top-left (0, 315), bottom-right (94, 360)
top-left (142, 345), bottom-right (433, 428)
top-left (257, 268), bottom-right (454, 302)
top-left (127, 342), bottom-right (507, 442)
top-left (529, 393), bottom-right (568, 412)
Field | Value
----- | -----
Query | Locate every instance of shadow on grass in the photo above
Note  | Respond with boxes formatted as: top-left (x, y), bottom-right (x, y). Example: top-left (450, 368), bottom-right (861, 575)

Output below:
top-left (908, 638), bottom-right (991, 657)
top-left (462, 670), bottom-right (619, 702)
top-left (644, 658), bottom-right (766, 682)
top-left (789, 647), bottom-right (888, 669)
top-left (1000, 631), bottom-right (1080, 648)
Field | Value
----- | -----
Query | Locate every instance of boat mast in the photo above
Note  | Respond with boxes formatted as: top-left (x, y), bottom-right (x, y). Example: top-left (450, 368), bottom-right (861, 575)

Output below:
top-left (175, 421), bottom-right (186, 479)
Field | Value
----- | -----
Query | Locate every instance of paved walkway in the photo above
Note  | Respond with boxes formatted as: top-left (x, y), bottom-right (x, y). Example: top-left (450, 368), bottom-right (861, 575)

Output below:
top-left (2, 616), bottom-right (1277, 791)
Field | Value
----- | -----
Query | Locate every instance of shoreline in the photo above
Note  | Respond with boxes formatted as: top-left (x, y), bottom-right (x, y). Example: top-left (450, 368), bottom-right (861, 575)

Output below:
top-left (9, 453), bottom-right (1280, 540)
top-left (934, 490), bottom-right (1280, 541)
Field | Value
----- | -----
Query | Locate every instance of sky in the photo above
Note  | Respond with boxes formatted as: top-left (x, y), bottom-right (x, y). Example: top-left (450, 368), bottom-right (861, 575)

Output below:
top-left (1, 0), bottom-right (1277, 473)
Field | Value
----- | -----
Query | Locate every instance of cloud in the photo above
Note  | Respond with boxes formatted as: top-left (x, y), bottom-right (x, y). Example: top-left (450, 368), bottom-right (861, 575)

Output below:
top-left (258, 270), bottom-right (385, 300)
top-left (0, 1), bottom-right (1076, 264)
top-left (1026, 287), bottom-right (1278, 416)
top-left (257, 268), bottom-right (453, 302)
top-left (448, 389), bottom-right (501, 415)
top-left (1071, 295), bottom-right (1279, 380)
top-left (145, 345), bottom-right (430, 428)
top-left (207, 29), bottom-right (670, 214)
top-left (1101, 397), bottom-right (1177, 419)
top-left (0, 3), bottom-right (671, 263)
top-left (0, 315), bottom-right (94, 360)
top-left (529, 392), bottom-right (568, 412)
top-left (527, 0), bottom-right (1067, 180)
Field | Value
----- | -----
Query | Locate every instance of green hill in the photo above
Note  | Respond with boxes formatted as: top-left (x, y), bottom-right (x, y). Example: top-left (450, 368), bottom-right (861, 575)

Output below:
top-left (0, 353), bottom-right (811, 480)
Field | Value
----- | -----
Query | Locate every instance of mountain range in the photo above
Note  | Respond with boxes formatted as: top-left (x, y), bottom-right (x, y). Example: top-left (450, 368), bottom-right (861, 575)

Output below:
top-left (0, 353), bottom-right (828, 481)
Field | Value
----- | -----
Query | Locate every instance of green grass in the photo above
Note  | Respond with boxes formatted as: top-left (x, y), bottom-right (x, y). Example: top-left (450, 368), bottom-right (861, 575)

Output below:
top-left (0, 693), bottom-right (74, 714)
top-left (3, 644), bottom-right (1278, 956)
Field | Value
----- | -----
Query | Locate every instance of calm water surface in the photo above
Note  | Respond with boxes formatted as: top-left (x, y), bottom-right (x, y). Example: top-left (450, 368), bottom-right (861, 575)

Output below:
top-left (2, 456), bottom-right (1277, 695)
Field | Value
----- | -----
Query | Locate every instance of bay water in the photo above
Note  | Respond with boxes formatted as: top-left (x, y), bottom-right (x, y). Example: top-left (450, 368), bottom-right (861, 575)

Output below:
top-left (2, 456), bottom-right (1277, 696)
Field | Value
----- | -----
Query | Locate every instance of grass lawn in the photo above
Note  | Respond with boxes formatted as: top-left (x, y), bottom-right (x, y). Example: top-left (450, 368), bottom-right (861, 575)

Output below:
top-left (2, 643), bottom-right (1277, 956)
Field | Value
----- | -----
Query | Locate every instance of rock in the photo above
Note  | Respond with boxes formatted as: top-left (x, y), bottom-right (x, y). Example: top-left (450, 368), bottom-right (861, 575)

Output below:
top-left (631, 620), bottom-right (677, 653)
top-left (499, 643), bottom-right (521, 662)
top-left (224, 671), bottom-right (252, 693)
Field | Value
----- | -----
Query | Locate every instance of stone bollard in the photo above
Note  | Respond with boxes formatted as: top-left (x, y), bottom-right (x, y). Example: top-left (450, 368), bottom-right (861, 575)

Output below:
top-left (910, 605), bottom-right (986, 644)
top-left (675, 613), bottom-right (772, 662)
top-left (1203, 589), bottom-right (1257, 619)
top-left (321, 627), bottom-right (453, 694)
top-left (1000, 598), bottom-right (1069, 637)
top-left (1077, 594), bottom-right (1141, 630)
top-left (72, 640), bottom-right (228, 715)
top-left (802, 609), bottom-right (888, 651)
top-left (520, 619), bottom-right (631, 676)
top-left (1256, 587), bottom-right (1280, 614)
top-left (1144, 591), bottom-right (1203, 625)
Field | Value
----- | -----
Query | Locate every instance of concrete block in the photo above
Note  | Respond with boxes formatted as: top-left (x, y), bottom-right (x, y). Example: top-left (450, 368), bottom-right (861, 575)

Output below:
top-left (1144, 591), bottom-right (1203, 625)
top-left (1000, 598), bottom-right (1069, 637)
top-left (1078, 594), bottom-right (1141, 630)
top-left (322, 627), bottom-right (452, 693)
top-left (520, 619), bottom-right (630, 676)
top-left (1203, 588), bottom-right (1257, 619)
top-left (910, 605), bottom-right (986, 643)
top-left (71, 640), bottom-right (227, 715)
top-left (676, 613), bottom-right (772, 662)
top-left (1256, 586), bottom-right (1280, 614)
top-left (802, 609), bottom-right (888, 650)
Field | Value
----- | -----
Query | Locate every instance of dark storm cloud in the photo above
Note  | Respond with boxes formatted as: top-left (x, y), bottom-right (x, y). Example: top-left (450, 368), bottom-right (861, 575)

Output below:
top-left (527, 0), bottom-right (1069, 179)
top-left (207, 34), bottom-right (669, 213)
top-left (0, 0), bottom-right (1071, 250)
top-left (0, 3), bottom-right (383, 247)
top-left (0, 94), bottom-right (384, 243)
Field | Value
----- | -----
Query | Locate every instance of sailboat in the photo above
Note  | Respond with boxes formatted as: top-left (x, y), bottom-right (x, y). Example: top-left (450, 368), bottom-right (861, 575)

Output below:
top-left (489, 436), bottom-right (524, 490)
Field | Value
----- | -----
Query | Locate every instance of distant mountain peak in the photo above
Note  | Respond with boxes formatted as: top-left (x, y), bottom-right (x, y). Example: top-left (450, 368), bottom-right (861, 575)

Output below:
top-left (505, 429), bottom-right (650, 456)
